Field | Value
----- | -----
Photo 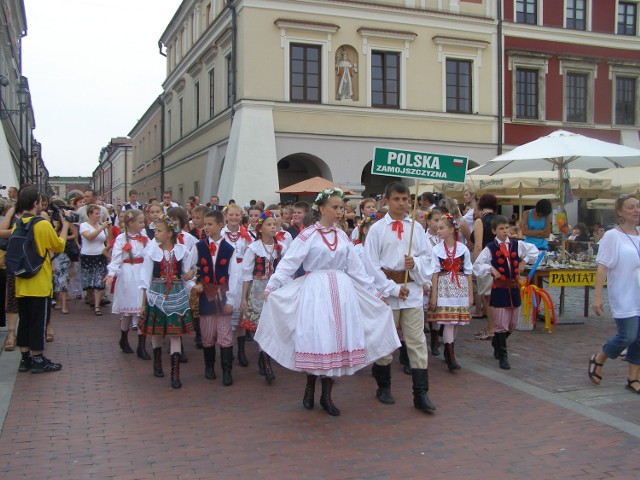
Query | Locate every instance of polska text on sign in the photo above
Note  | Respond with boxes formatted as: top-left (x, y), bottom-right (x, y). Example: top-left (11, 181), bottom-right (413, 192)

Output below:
top-left (372, 147), bottom-right (468, 183)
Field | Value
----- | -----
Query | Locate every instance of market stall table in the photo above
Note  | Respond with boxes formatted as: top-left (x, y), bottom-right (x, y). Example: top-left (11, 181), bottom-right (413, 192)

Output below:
top-left (524, 266), bottom-right (597, 318)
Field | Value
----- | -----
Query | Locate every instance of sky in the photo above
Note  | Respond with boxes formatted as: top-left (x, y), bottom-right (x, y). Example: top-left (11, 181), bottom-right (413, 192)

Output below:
top-left (22, 0), bottom-right (180, 177)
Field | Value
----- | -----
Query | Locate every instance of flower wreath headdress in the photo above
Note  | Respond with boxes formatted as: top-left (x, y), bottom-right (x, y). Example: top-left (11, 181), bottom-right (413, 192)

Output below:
top-left (440, 212), bottom-right (459, 230)
top-left (311, 187), bottom-right (346, 211)
top-left (160, 215), bottom-right (180, 233)
top-left (258, 210), bottom-right (276, 224)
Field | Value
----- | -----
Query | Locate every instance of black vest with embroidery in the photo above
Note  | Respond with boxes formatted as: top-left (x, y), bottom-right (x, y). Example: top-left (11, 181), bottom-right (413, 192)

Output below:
top-left (195, 238), bottom-right (235, 315)
top-left (487, 240), bottom-right (522, 308)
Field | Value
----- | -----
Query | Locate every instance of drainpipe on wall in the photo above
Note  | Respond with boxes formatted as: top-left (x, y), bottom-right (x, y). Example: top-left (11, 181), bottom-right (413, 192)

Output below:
top-left (497, 0), bottom-right (504, 155)
top-left (227, 0), bottom-right (237, 121)
top-left (158, 95), bottom-right (165, 194)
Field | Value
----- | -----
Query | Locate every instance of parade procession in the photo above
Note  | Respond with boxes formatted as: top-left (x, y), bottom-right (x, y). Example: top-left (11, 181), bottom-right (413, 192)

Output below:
top-left (1, 0), bottom-right (640, 478)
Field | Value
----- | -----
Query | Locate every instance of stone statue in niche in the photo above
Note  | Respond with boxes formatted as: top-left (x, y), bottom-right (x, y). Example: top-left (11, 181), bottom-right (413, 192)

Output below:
top-left (335, 48), bottom-right (358, 101)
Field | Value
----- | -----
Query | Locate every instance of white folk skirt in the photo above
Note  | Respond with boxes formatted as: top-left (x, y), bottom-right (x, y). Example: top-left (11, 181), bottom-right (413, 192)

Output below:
top-left (255, 270), bottom-right (400, 377)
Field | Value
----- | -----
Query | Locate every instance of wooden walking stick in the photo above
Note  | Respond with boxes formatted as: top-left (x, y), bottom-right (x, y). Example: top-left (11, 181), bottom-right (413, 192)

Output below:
top-left (403, 180), bottom-right (422, 294)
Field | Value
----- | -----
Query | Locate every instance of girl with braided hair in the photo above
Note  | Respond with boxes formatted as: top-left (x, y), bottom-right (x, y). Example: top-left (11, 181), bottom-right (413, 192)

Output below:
top-left (140, 216), bottom-right (196, 388)
top-left (429, 213), bottom-right (473, 372)
top-left (105, 209), bottom-right (151, 359)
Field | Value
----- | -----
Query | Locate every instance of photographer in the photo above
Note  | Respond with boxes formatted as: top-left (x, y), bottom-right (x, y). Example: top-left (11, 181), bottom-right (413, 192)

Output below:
top-left (12, 186), bottom-right (69, 373)
top-left (79, 204), bottom-right (111, 315)
top-left (50, 199), bottom-right (79, 316)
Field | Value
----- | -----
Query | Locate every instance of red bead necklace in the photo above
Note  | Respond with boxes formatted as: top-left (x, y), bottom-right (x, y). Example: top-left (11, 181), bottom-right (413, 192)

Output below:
top-left (225, 228), bottom-right (241, 243)
top-left (318, 226), bottom-right (338, 251)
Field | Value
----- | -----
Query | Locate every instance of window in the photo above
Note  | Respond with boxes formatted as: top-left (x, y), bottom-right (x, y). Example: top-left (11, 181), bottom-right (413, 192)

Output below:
top-left (516, 0), bottom-right (538, 24)
top-left (618, 2), bottom-right (637, 35)
top-left (194, 81), bottom-right (200, 127)
top-left (515, 68), bottom-right (539, 119)
top-left (206, 3), bottom-right (211, 27)
top-left (566, 0), bottom-right (586, 30)
top-left (226, 54), bottom-right (233, 107)
top-left (371, 51), bottom-right (400, 108)
top-left (289, 44), bottom-right (321, 103)
top-left (209, 69), bottom-right (215, 118)
top-left (566, 72), bottom-right (588, 122)
top-left (615, 76), bottom-right (636, 125)
top-left (179, 98), bottom-right (184, 138)
top-left (446, 59), bottom-right (472, 113)
top-left (167, 109), bottom-right (172, 144)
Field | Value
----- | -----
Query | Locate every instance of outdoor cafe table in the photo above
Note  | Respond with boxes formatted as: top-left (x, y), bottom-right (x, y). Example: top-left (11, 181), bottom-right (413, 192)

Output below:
top-left (523, 267), bottom-right (597, 317)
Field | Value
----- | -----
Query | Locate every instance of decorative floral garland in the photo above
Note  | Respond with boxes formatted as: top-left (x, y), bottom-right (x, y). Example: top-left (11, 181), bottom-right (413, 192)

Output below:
top-left (311, 187), bottom-right (346, 211)
top-left (160, 215), bottom-right (180, 233)
top-left (258, 210), bottom-right (276, 224)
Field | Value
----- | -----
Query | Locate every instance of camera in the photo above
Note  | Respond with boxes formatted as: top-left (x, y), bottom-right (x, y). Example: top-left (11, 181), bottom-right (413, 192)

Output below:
top-left (0, 185), bottom-right (7, 190)
top-left (50, 204), bottom-right (79, 223)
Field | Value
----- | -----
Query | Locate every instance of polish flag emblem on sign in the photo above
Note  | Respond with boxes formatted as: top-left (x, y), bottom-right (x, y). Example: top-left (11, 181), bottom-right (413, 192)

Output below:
top-left (452, 158), bottom-right (464, 167)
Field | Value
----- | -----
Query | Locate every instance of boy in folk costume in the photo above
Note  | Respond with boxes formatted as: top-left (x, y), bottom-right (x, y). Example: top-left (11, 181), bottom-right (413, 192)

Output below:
top-left (247, 205), bottom-right (262, 240)
top-left (364, 182), bottom-right (436, 413)
top-left (473, 215), bottom-right (539, 370)
top-left (193, 210), bottom-right (240, 385)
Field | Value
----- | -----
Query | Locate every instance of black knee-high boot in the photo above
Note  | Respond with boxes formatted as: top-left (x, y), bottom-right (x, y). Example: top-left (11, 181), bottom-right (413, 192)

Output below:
top-left (429, 324), bottom-right (440, 356)
top-left (153, 347), bottom-right (164, 378)
top-left (220, 346), bottom-right (233, 386)
top-left (411, 368), bottom-right (436, 413)
top-left (193, 316), bottom-right (203, 350)
top-left (119, 330), bottom-right (134, 354)
top-left (372, 363), bottom-right (395, 404)
top-left (320, 377), bottom-right (340, 416)
top-left (444, 343), bottom-right (461, 372)
top-left (398, 342), bottom-right (411, 375)
top-left (170, 352), bottom-right (182, 389)
top-left (497, 332), bottom-right (511, 370)
top-left (260, 351), bottom-right (275, 383)
top-left (179, 337), bottom-right (188, 363)
top-left (203, 346), bottom-right (216, 380)
top-left (237, 336), bottom-right (248, 367)
top-left (303, 374), bottom-right (317, 409)
top-left (137, 334), bottom-right (150, 360)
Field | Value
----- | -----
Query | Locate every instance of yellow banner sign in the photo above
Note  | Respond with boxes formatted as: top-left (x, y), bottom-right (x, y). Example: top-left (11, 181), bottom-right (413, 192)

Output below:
top-left (548, 269), bottom-right (597, 287)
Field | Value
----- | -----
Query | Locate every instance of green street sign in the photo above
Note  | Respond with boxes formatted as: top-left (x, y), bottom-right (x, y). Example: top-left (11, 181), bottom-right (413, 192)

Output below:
top-left (371, 147), bottom-right (468, 183)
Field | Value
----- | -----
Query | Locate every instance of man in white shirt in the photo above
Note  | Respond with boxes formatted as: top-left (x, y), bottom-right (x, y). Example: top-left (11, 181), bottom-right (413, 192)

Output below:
top-left (77, 189), bottom-right (109, 224)
top-left (161, 191), bottom-right (179, 214)
top-left (364, 182), bottom-right (436, 414)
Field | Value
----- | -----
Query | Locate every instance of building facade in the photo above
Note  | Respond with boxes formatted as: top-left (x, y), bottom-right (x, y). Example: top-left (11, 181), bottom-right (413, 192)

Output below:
top-left (48, 176), bottom-right (91, 201)
top-left (158, 0), bottom-right (500, 204)
top-left (91, 137), bottom-right (133, 208)
top-left (0, 0), bottom-right (42, 191)
top-left (129, 97), bottom-right (164, 202)
top-left (502, 0), bottom-right (640, 148)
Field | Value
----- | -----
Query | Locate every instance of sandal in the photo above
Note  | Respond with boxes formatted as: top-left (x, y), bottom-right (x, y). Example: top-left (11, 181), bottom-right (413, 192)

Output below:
top-left (588, 354), bottom-right (604, 385)
top-left (474, 328), bottom-right (487, 337)
top-left (94, 307), bottom-right (102, 316)
top-left (475, 332), bottom-right (494, 341)
top-left (472, 314), bottom-right (487, 319)
top-left (625, 379), bottom-right (640, 394)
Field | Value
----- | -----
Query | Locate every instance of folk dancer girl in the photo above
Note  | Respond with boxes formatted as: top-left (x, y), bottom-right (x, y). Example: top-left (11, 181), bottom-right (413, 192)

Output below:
top-left (240, 211), bottom-right (285, 383)
top-left (256, 188), bottom-right (399, 416)
top-left (428, 213), bottom-right (473, 372)
top-left (221, 203), bottom-right (253, 367)
top-left (105, 209), bottom-right (151, 360)
top-left (140, 216), bottom-right (195, 389)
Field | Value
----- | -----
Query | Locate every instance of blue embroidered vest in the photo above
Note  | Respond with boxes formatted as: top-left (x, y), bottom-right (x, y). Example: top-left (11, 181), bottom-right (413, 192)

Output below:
top-left (487, 240), bottom-right (522, 308)
top-left (195, 238), bottom-right (235, 315)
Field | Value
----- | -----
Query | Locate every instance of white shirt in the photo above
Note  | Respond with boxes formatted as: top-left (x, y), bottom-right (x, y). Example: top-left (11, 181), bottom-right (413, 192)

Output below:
top-left (79, 222), bottom-right (107, 255)
top-left (221, 226), bottom-right (251, 259)
top-left (107, 231), bottom-right (148, 276)
top-left (276, 229), bottom-right (293, 250)
top-left (206, 237), bottom-right (240, 309)
top-left (431, 241), bottom-right (473, 275)
top-left (596, 228), bottom-right (640, 318)
top-left (472, 238), bottom-right (539, 279)
top-left (241, 240), bottom-right (287, 283)
top-left (139, 243), bottom-right (195, 291)
top-left (364, 213), bottom-right (433, 309)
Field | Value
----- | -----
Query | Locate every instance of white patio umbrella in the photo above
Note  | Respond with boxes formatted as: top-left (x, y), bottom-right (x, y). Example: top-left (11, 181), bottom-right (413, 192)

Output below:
top-left (594, 165), bottom-right (640, 198)
top-left (472, 129), bottom-right (640, 256)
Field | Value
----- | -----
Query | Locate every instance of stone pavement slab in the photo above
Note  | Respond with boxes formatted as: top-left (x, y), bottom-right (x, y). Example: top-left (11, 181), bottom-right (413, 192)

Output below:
top-left (0, 294), bottom-right (639, 479)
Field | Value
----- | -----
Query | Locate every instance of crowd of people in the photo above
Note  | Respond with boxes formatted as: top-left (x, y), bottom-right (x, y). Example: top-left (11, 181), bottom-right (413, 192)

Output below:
top-left (1, 182), bottom-right (639, 416)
